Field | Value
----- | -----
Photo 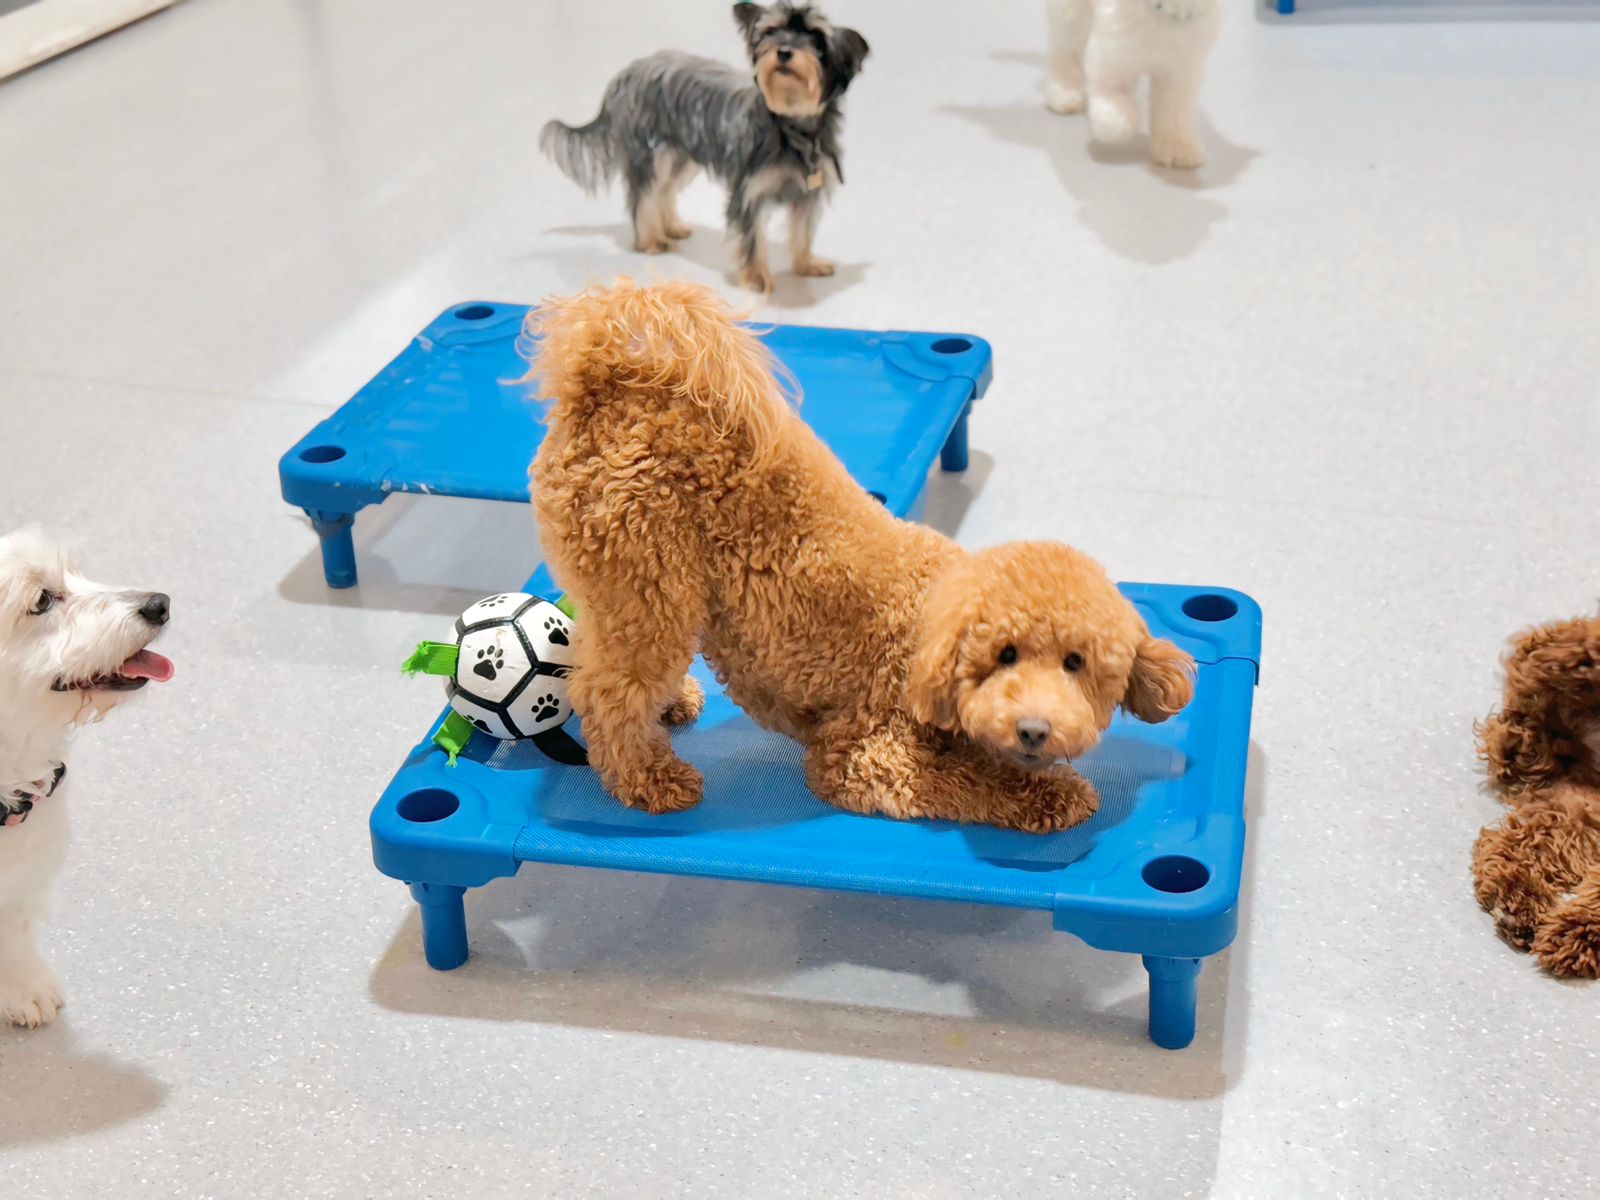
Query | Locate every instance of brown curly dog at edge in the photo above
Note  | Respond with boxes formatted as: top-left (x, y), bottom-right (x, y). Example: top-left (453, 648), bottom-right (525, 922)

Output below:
top-left (1473, 615), bottom-right (1600, 977)
top-left (524, 279), bottom-right (1195, 834)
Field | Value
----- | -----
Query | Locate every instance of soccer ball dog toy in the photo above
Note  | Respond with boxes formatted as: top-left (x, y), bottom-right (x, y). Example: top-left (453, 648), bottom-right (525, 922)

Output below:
top-left (403, 592), bottom-right (585, 765)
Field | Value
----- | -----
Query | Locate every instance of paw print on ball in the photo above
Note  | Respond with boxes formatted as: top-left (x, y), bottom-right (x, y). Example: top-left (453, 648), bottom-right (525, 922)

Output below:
top-left (467, 716), bottom-right (492, 733)
top-left (532, 693), bottom-right (562, 722)
top-left (543, 615), bottom-right (571, 647)
top-left (473, 645), bottom-right (506, 681)
top-left (480, 594), bottom-right (512, 609)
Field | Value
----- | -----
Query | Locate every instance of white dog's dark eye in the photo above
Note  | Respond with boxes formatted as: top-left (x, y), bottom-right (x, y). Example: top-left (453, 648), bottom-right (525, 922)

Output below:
top-left (28, 590), bottom-right (54, 615)
top-left (998, 644), bottom-right (1018, 666)
top-left (1063, 652), bottom-right (1084, 673)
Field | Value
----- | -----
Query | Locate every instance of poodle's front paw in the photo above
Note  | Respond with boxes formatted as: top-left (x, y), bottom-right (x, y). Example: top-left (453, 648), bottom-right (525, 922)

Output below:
top-left (1532, 904), bottom-right (1600, 978)
top-left (661, 676), bottom-right (705, 727)
top-left (1150, 134), bottom-right (1205, 170)
top-left (1010, 770), bottom-right (1100, 834)
top-left (793, 255), bottom-right (835, 278)
top-left (1043, 78), bottom-right (1085, 114)
top-left (1088, 94), bottom-right (1140, 145)
top-left (664, 222), bottom-right (693, 240)
top-left (617, 756), bottom-right (704, 815)
top-left (738, 264), bottom-right (775, 294)
top-left (635, 238), bottom-right (671, 255)
top-left (0, 968), bottom-right (64, 1028)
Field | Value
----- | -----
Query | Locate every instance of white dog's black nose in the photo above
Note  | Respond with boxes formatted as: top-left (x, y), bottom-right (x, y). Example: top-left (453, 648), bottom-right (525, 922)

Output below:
top-left (776, 46), bottom-right (793, 64)
top-left (1016, 718), bottom-right (1052, 752)
top-left (139, 593), bottom-right (170, 626)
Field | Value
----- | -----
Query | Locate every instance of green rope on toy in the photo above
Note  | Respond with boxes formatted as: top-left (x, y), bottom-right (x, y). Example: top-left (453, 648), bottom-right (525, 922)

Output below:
top-left (554, 593), bottom-right (579, 620)
top-left (432, 711), bottom-right (478, 766)
top-left (402, 640), bottom-right (460, 677)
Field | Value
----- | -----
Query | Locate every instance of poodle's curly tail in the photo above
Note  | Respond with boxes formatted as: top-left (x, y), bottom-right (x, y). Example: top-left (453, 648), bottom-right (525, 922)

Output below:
top-left (539, 114), bottom-right (617, 194)
top-left (521, 278), bottom-right (798, 466)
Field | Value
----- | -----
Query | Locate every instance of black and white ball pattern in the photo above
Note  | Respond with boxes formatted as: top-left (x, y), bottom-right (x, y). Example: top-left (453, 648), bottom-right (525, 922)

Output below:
top-left (446, 593), bottom-right (576, 739)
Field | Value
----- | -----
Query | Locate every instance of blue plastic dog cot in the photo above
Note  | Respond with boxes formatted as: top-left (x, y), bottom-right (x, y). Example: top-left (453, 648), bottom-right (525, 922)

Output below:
top-left (279, 303), bottom-right (1261, 1050)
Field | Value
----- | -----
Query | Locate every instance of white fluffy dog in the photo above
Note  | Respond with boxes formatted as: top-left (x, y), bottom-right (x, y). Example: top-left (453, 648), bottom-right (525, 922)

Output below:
top-left (1043, 0), bottom-right (1220, 169)
top-left (0, 529), bottom-right (172, 1027)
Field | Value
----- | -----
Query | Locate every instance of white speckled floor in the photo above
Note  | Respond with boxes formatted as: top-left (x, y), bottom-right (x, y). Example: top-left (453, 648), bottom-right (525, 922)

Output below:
top-left (2, 0), bottom-right (1598, 1195)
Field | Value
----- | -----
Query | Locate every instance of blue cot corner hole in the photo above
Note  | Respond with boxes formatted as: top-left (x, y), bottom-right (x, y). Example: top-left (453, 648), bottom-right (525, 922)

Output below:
top-left (930, 337), bottom-right (972, 355)
top-left (454, 304), bottom-right (495, 321)
top-left (398, 788), bottom-right (460, 824)
top-left (299, 445), bottom-right (346, 464)
top-left (1182, 593), bottom-right (1238, 623)
top-left (1142, 855), bottom-right (1211, 894)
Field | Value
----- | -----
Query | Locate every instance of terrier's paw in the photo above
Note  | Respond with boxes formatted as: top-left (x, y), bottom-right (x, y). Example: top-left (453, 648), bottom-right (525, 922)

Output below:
top-left (661, 676), bottom-right (705, 727)
top-left (739, 264), bottom-right (775, 294)
top-left (664, 222), bottom-right (693, 240)
top-left (1532, 905), bottom-right (1600, 979)
top-left (0, 970), bottom-right (65, 1028)
top-left (1088, 95), bottom-right (1140, 145)
top-left (619, 757), bottom-right (704, 815)
top-left (1151, 135), bottom-right (1205, 170)
top-left (793, 255), bottom-right (835, 278)
top-left (636, 238), bottom-right (671, 255)
top-left (1043, 78), bottom-right (1085, 114)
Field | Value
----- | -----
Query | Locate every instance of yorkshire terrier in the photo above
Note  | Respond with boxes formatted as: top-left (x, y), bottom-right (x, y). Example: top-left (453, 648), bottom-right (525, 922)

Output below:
top-left (541, 3), bottom-right (869, 293)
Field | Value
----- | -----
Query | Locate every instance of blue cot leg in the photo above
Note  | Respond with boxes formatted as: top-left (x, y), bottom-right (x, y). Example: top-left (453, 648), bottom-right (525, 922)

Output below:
top-left (940, 402), bottom-right (972, 473)
top-left (1143, 955), bottom-right (1202, 1049)
top-left (1276, 0), bottom-right (1295, 13)
top-left (307, 511), bottom-right (357, 589)
top-left (409, 882), bottom-right (469, 970)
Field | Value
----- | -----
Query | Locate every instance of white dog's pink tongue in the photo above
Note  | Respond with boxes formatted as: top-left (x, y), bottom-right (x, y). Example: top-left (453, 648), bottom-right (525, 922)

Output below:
top-left (121, 649), bottom-right (174, 682)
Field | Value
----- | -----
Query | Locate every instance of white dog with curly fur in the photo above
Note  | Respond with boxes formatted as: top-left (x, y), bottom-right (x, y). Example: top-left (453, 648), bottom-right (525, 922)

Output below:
top-left (1043, 0), bottom-right (1220, 169)
top-left (0, 529), bottom-right (173, 1026)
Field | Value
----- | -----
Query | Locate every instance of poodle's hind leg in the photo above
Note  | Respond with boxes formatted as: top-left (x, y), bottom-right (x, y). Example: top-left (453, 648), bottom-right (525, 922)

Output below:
top-left (1472, 790), bottom-right (1599, 950)
top-left (804, 719), bottom-right (1099, 834)
top-left (571, 606), bottom-right (705, 814)
top-left (661, 674), bottom-right (705, 727)
top-left (1532, 865), bottom-right (1600, 978)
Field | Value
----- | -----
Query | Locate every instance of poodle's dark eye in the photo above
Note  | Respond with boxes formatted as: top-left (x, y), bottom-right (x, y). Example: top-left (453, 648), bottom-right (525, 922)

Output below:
top-left (28, 590), bottom-right (53, 615)
top-left (1063, 652), bottom-right (1084, 673)
top-left (998, 644), bottom-right (1018, 666)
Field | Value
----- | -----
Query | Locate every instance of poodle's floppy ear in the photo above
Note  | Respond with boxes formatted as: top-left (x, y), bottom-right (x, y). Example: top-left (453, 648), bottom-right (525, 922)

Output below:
top-left (906, 566), bottom-right (968, 732)
top-left (827, 27), bottom-right (870, 90)
top-left (1477, 707), bottom-right (1565, 790)
top-left (1123, 635), bottom-right (1196, 724)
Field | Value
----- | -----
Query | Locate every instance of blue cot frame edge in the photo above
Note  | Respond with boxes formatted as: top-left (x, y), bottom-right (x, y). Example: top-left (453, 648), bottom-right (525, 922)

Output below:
top-left (278, 303), bottom-right (992, 589)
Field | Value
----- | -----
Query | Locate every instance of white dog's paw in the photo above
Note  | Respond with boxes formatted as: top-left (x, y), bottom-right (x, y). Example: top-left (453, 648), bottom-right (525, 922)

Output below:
top-left (1, 970), bottom-right (65, 1028)
top-left (1150, 135), bottom-right (1205, 170)
top-left (1043, 78), bottom-right (1085, 114)
top-left (1088, 95), bottom-right (1140, 145)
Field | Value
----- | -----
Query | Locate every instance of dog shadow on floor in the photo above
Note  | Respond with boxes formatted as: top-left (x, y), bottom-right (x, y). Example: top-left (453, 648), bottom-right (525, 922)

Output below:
top-left (943, 95), bottom-right (1256, 265)
top-left (533, 223), bottom-right (870, 309)
top-left (0, 1023), bottom-right (168, 1149)
top-left (369, 740), bottom-right (1268, 1105)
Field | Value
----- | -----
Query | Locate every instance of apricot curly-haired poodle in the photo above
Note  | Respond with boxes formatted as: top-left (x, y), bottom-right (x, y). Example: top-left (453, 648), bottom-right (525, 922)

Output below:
top-left (1473, 615), bottom-right (1600, 977)
top-left (524, 279), bottom-right (1195, 833)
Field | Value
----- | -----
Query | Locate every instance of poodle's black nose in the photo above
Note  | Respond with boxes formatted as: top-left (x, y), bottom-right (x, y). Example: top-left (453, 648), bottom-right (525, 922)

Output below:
top-left (776, 46), bottom-right (793, 63)
top-left (1016, 718), bottom-right (1051, 752)
top-left (139, 593), bottom-right (170, 626)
